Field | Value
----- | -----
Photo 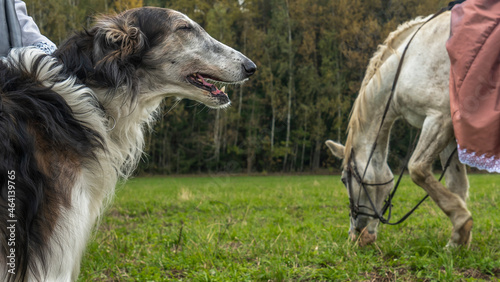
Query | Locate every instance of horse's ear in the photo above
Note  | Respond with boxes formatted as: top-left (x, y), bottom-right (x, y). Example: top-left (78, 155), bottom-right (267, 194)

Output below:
top-left (325, 140), bottom-right (345, 159)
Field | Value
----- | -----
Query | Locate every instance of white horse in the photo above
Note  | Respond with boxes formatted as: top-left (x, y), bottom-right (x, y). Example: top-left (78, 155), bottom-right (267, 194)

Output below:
top-left (326, 11), bottom-right (473, 247)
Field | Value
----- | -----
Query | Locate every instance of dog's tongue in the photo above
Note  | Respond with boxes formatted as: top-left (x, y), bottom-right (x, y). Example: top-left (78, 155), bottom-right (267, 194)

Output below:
top-left (195, 74), bottom-right (226, 95)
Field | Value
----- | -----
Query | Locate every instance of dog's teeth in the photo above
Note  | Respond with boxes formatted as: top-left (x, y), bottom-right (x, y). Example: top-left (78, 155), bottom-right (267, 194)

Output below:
top-left (221, 86), bottom-right (226, 92)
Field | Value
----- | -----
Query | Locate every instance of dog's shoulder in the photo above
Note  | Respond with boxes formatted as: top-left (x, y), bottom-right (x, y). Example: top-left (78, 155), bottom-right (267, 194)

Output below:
top-left (0, 47), bottom-right (106, 166)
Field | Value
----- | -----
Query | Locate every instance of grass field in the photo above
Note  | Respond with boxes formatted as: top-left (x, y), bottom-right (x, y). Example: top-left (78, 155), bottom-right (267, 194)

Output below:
top-left (78, 174), bottom-right (500, 281)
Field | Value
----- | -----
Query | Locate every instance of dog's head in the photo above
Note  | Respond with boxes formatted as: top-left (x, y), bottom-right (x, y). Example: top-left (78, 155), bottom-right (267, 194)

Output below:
top-left (54, 7), bottom-right (256, 109)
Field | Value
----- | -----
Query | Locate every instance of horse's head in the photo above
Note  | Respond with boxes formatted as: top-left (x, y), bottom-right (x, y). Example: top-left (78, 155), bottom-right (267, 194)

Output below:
top-left (326, 140), bottom-right (394, 246)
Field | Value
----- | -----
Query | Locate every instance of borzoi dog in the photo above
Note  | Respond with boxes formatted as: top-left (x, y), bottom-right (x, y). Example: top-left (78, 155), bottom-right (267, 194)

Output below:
top-left (0, 7), bottom-right (255, 281)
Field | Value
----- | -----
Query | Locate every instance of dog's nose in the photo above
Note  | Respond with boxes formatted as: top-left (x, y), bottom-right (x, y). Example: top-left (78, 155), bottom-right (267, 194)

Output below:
top-left (242, 59), bottom-right (257, 76)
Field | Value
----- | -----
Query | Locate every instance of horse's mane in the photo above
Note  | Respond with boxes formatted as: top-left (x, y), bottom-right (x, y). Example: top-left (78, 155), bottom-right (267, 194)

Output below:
top-left (344, 15), bottom-right (430, 164)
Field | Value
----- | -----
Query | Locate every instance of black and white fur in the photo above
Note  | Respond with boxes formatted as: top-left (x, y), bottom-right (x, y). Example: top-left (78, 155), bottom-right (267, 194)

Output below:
top-left (0, 7), bottom-right (255, 281)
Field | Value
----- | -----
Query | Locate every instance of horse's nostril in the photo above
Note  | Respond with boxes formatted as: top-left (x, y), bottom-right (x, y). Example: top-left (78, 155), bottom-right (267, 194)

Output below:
top-left (242, 60), bottom-right (257, 76)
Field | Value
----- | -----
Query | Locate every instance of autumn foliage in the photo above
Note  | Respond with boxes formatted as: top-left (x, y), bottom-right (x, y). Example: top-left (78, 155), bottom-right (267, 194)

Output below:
top-left (24, 0), bottom-right (449, 174)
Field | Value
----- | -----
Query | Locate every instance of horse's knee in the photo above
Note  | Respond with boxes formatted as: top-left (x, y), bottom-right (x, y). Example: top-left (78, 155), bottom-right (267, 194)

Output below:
top-left (408, 162), bottom-right (428, 185)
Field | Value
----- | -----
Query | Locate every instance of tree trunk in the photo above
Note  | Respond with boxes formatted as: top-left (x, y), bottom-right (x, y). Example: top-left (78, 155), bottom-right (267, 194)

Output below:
top-left (234, 85), bottom-right (243, 147)
top-left (222, 111), bottom-right (228, 154)
top-left (311, 140), bottom-right (320, 171)
top-left (300, 118), bottom-right (307, 172)
top-left (271, 100), bottom-right (276, 154)
top-left (336, 51), bottom-right (343, 142)
top-left (292, 143), bottom-right (298, 172)
top-left (264, 48), bottom-right (276, 154)
top-left (312, 111), bottom-right (322, 170)
top-left (246, 92), bottom-right (256, 174)
top-left (176, 150), bottom-right (180, 175)
top-left (162, 132), bottom-right (167, 172)
top-left (235, 20), bottom-right (248, 148)
top-left (283, 0), bottom-right (293, 172)
top-left (214, 109), bottom-right (221, 167)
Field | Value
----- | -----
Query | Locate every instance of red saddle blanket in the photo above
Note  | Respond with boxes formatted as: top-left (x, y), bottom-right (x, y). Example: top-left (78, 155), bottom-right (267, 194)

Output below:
top-left (447, 0), bottom-right (500, 173)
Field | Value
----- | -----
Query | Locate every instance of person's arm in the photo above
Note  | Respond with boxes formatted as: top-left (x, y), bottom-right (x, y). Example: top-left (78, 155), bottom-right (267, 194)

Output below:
top-left (15, 0), bottom-right (56, 54)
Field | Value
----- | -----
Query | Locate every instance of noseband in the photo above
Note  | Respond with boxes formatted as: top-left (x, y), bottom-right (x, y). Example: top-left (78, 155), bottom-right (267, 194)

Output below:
top-left (346, 149), bottom-right (394, 222)
top-left (345, 145), bottom-right (455, 226)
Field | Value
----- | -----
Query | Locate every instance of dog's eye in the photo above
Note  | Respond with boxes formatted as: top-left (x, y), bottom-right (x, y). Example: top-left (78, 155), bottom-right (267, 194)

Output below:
top-left (177, 24), bottom-right (193, 31)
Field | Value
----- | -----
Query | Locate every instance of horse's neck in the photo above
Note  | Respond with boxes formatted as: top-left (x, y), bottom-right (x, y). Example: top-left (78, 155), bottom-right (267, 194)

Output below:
top-left (355, 80), bottom-right (398, 163)
top-left (349, 16), bottom-right (429, 165)
top-left (355, 124), bottom-right (394, 165)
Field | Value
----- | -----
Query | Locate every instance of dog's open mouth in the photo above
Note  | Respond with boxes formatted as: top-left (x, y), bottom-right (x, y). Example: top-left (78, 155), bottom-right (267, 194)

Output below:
top-left (186, 73), bottom-right (227, 97)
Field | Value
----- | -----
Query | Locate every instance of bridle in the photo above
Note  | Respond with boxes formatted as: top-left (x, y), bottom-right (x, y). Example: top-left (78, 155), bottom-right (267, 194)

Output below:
top-left (345, 140), bottom-right (456, 226)
top-left (345, 149), bottom-right (394, 221)
top-left (343, 5), bottom-right (458, 226)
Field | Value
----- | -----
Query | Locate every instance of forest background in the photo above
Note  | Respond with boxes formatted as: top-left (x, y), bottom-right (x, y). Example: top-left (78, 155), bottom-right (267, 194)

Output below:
top-left (24, 0), bottom-right (450, 174)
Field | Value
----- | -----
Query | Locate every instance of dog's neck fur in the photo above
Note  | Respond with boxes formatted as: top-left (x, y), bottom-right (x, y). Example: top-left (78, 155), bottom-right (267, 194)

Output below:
top-left (93, 88), bottom-right (164, 179)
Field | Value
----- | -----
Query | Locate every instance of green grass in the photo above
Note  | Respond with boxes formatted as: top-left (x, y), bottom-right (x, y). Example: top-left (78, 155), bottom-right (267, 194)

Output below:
top-left (78, 174), bottom-right (500, 281)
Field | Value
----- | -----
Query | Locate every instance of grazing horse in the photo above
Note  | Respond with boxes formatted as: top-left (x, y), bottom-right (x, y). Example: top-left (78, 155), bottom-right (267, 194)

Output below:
top-left (325, 11), bottom-right (473, 247)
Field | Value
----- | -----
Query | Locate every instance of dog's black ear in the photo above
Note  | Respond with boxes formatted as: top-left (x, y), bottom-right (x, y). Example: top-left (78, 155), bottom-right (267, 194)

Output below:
top-left (94, 17), bottom-right (146, 62)
top-left (53, 30), bottom-right (95, 83)
top-left (54, 14), bottom-right (147, 101)
top-left (92, 15), bottom-right (146, 98)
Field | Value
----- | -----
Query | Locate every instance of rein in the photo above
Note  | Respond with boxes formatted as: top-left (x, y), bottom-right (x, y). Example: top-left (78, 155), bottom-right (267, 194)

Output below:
top-left (348, 144), bottom-right (457, 225)
top-left (346, 5), bottom-right (457, 225)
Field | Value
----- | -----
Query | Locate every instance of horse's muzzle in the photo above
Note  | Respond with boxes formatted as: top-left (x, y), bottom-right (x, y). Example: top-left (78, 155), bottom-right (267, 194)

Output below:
top-left (350, 216), bottom-right (379, 246)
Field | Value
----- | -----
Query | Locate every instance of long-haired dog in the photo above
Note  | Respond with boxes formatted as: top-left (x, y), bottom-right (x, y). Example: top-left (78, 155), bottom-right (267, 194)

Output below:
top-left (0, 7), bottom-right (255, 281)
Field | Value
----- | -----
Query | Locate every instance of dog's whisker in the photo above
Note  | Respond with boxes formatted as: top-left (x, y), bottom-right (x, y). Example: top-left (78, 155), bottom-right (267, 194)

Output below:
top-left (164, 99), bottom-right (182, 116)
top-left (197, 105), bottom-right (207, 114)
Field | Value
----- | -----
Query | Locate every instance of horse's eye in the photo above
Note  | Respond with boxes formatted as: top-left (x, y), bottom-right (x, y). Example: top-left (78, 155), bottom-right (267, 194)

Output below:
top-left (341, 177), bottom-right (347, 186)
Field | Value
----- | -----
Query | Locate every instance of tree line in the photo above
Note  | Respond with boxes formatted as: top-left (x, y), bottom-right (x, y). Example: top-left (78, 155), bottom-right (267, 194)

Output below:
top-left (25, 0), bottom-right (450, 174)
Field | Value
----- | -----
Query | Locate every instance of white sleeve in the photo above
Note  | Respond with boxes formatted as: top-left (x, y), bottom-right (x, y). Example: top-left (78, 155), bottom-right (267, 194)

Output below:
top-left (15, 0), bottom-right (56, 54)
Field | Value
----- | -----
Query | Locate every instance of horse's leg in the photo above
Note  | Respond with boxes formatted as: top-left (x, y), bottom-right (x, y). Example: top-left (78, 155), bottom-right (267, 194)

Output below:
top-left (408, 116), bottom-right (472, 247)
top-left (439, 140), bottom-right (469, 201)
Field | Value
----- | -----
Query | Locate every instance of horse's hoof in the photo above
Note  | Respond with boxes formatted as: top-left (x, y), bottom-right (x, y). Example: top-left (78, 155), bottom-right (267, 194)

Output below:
top-left (448, 217), bottom-right (473, 248)
top-left (457, 217), bottom-right (473, 246)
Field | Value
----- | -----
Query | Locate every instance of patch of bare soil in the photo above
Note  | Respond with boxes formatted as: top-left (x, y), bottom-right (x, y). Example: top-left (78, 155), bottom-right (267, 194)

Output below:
top-left (364, 267), bottom-right (416, 282)
top-left (461, 268), bottom-right (491, 280)
top-left (166, 269), bottom-right (187, 279)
